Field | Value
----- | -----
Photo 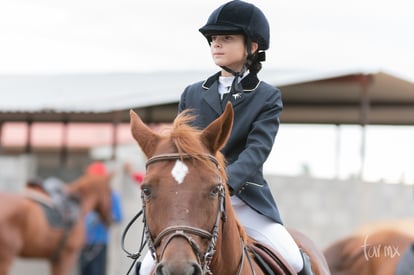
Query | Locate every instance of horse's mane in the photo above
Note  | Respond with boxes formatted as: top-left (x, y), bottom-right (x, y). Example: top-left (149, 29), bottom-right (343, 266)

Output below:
top-left (167, 110), bottom-right (248, 241)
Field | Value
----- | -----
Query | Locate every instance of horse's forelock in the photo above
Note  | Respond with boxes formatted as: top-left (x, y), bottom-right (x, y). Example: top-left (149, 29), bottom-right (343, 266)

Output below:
top-left (168, 111), bottom-right (227, 181)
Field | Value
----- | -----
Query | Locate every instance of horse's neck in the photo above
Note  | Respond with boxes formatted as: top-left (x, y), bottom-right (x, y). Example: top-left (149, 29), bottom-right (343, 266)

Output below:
top-left (212, 200), bottom-right (247, 274)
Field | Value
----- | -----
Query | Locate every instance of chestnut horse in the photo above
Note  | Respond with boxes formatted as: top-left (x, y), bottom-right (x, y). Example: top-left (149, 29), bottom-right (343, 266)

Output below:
top-left (0, 171), bottom-right (113, 275)
top-left (324, 220), bottom-right (414, 275)
top-left (129, 103), bottom-right (330, 275)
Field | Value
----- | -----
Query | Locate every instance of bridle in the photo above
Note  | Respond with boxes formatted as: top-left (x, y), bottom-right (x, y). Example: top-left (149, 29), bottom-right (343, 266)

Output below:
top-left (121, 153), bottom-right (255, 275)
top-left (143, 153), bottom-right (226, 275)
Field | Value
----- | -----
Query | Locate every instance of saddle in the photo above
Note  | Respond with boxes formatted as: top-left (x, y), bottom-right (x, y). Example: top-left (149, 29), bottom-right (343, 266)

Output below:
top-left (249, 242), bottom-right (297, 275)
top-left (25, 177), bottom-right (80, 229)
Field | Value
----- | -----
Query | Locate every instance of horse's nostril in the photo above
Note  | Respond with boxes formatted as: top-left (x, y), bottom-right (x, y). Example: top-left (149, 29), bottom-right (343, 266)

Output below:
top-left (155, 263), bottom-right (166, 275)
top-left (191, 263), bottom-right (203, 275)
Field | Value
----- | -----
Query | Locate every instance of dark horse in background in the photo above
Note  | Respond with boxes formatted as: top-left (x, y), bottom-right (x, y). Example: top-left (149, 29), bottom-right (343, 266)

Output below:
top-left (129, 103), bottom-right (330, 275)
top-left (0, 170), bottom-right (113, 275)
top-left (324, 219), bottom-right (414, 275)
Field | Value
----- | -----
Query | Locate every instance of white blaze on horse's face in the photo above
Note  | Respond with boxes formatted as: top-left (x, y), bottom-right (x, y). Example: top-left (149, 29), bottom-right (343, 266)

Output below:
top-left (171, 160), bottom-right (189, 185)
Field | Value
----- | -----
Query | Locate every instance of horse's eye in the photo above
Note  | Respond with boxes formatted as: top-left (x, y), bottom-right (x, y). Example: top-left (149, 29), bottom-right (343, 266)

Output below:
top-left (209, 184), bottom-right (222, 198)
top-left (141, 186), bottom-right (152, 200)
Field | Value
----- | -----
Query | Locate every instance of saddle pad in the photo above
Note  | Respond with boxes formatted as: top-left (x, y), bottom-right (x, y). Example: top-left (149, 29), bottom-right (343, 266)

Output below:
top-left (39, 204), bottom-right (65, 228)
top-left (24, 190), bottom-right (80, 229)
top-left (24, 191), bottom-right (65, 228)
top-left (249, 242), bottom-right (296, 275)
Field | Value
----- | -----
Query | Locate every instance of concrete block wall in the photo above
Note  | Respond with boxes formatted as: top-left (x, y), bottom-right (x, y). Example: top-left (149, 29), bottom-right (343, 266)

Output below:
top-left (267, 175), bottom-right (414, 250)
top-left (0, 155), bottom-right (36, 192)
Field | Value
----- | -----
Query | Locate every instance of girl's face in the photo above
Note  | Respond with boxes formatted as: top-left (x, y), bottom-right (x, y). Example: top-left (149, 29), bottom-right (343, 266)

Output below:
top-left (210, 34), bottom-right (252, 75)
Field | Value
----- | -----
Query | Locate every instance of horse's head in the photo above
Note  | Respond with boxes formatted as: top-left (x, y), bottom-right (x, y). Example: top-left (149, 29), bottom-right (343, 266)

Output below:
top-left (84, 162), bottom-right (114, 226)
top-left (69, 167), bottom-right (113, 227)
top-left (130, 103), bottom-right (234, 275)
top-left (92, 173), bottom-right (113, 227)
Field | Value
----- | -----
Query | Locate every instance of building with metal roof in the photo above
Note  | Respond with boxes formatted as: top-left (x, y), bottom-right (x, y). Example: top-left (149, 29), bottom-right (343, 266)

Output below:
top-left (1, 68), bottom-right (414, 125)
top-left (1, 68), bottom-right (413, 180)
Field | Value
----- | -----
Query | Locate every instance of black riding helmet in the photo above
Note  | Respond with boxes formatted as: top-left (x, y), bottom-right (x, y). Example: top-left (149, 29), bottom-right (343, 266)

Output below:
top-left (199, 0), bottom-right (269, 83)
top-left (199, 0), bottom-right (270, 51)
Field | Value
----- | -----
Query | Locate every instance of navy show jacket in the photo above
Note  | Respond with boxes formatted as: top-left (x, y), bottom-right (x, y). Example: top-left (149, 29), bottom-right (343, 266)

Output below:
top-left (178, 71), bottom-right (283, 224)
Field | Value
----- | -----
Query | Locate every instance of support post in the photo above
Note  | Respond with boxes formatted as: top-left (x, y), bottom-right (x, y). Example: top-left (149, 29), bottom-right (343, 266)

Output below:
top-left (358, 74), bottom-right (373, 180)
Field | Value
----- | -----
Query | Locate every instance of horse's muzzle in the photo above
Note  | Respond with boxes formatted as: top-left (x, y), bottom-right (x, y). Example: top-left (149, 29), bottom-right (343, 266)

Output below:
top-left (155, 261), bottom-right (203, 275)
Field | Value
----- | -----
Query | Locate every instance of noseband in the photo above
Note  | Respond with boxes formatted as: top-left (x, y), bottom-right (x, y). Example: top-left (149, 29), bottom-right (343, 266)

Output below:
top-left (143, 153), bottom-right (226, 275)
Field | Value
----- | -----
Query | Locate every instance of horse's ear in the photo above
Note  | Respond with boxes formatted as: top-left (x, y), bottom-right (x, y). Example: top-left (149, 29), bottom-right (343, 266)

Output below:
top-left (201, 102), bottom-right (234, 153)
top-left (130, 110), bottom-right (160, 158)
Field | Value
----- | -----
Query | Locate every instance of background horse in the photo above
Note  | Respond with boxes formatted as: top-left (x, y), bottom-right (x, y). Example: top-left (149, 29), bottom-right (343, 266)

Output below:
top-left (323, 219), bottom-right (414, 275)
top-left (130, 103), bottom-right (330, 275)
top-left (0, 170), bottom-right (113, 275)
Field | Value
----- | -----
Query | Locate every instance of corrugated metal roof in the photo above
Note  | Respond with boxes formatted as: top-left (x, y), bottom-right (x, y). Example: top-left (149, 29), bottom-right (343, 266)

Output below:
top-left (0, 68), bottom-right (319, 123)
top-left (0, 71), bottom-right (208, 113)
top-left (1, 68), bottom-right (414, 124)
top-left (1, 68), bottom-right (362, 112)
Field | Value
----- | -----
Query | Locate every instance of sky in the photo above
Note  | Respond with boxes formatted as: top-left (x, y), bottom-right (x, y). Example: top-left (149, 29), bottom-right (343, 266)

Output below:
top-left (1, 0), bottom-right (414, 183)
top-left (0, 0), bottom-right (413, 79)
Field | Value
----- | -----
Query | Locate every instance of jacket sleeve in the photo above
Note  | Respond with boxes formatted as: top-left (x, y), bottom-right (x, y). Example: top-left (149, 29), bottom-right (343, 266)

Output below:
top-left (178, 84), bottom-right (191, 113)
top-left (226, 89), bottom-right (283, 194)
top-left (178, 89), bottom-right (186, 113)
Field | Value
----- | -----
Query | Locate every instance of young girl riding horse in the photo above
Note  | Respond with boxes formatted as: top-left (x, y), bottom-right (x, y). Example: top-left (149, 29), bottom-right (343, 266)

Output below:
top-left (138, 1), bottom-right (313, 274)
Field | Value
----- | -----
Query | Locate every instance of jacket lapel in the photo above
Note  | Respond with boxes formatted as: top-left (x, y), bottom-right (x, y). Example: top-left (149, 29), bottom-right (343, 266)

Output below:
top-left (202, 81), bottom-right (222, 115)
top-left (201, 71), bottom-right (261, 113)
top-left (229, 73), bottom-right (260, 108)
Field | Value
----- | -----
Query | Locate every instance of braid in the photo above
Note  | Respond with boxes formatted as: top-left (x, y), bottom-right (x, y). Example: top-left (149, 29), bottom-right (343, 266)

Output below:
top-left (245, 36), bottom-right (264, 75)
top-left (247, 52), bottom-right (263, 74)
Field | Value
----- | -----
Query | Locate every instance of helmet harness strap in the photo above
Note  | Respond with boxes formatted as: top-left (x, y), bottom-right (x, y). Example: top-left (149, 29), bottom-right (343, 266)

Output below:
top-left (219, 37), bottom-right (253, 94)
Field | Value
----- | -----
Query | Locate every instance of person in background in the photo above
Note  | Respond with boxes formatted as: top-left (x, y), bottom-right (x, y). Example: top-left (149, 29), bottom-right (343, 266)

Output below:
top-left (131, 172), bottom-right (144, 185)
top-left (79, 162), bottom-right (123, 275)
top-left (123, 161), bottom-right (145, 186)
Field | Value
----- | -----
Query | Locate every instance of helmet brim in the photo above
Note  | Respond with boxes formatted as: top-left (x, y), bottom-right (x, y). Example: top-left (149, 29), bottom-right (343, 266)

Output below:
top-left (199, 24), bottom-right (244, 37)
